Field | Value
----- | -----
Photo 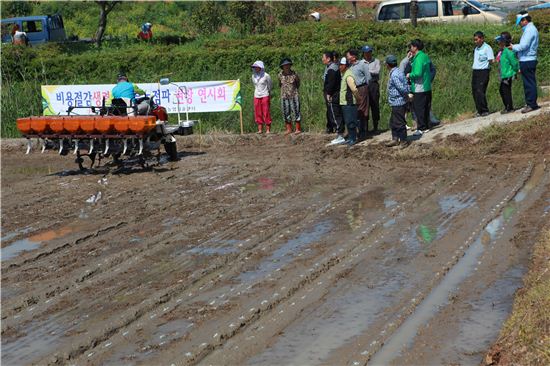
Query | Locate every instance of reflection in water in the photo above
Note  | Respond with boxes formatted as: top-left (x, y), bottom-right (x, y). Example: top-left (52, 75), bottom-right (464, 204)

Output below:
top-left (1, 226), bottom-right (74, 261)
top-left (248, 271), bottom-right (409, 366)
top-left (238, 221), bottom-right (332, 284)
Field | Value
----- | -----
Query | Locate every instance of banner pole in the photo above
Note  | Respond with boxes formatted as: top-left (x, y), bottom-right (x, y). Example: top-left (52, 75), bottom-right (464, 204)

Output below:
top-left (239, 108), bottom-right (244, 135)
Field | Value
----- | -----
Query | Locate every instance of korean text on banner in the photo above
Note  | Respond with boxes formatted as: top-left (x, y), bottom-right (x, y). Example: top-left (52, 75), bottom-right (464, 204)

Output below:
top-left (42, 80), bottom-right (242, 116)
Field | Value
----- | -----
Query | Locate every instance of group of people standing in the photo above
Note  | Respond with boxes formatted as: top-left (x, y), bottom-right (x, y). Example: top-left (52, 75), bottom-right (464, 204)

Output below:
top-left (251, 11), bottom-right (540, 146)
top-left (472, 11), bottom-right (540, 117)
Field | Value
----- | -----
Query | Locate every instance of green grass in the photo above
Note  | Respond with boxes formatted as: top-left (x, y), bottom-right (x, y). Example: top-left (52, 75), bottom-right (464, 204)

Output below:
top-left (487, 228), bottom-right (550, 365)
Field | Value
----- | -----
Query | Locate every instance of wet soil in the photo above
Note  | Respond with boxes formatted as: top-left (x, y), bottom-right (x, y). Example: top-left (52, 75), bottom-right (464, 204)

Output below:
top-left (1, 132), bottom-right (549, 365)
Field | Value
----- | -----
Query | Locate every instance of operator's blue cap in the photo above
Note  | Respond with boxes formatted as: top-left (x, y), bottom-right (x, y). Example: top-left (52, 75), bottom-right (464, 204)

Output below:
top-left (362, 45), bottom-right (373, 53)
top-left (495, 35), bottom-right (504, 42)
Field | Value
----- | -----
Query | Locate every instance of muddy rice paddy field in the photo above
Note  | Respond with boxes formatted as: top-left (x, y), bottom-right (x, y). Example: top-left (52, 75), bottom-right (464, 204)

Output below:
top-left (1, 131), bottom-right (549, 365)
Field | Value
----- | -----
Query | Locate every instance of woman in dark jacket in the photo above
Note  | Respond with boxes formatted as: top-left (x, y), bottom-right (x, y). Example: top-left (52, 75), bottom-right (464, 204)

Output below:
top-left (323, 51), bottom-right (345, 144)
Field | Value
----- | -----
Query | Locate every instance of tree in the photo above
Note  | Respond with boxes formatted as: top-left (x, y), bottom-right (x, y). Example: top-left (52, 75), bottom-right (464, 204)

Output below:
top-left (270, 1), bottom-right (310, 25)
top-left (351, 1), bottom-right (358, 19)
top-left (94, 1), bottom-right (120, 47)
top-left (190, 1), bottom-right (224, 36)
top-left (228, 1), bottom-right (272, 34)
top-left (410, 0), bottom-right (418, 27)
top-left (2, 1), bottom-right (32, 18)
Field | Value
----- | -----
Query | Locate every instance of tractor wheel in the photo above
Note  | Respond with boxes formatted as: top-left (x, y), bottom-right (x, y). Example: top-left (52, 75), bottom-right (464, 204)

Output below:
top-left (164, 141), bottom-right (179, 162)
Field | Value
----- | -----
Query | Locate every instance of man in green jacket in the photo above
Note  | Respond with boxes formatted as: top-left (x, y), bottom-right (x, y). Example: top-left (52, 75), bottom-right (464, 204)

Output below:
top-left (496, 32), bottom-right (519, 113)
top-left (406, 39), bottom-right (432, 136)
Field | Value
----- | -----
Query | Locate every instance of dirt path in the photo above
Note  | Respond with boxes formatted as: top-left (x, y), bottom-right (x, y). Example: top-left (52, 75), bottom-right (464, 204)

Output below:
top-left (1, 126), bottom-right (549, 365)
top-left (359, 102), bottom-right (550, 146)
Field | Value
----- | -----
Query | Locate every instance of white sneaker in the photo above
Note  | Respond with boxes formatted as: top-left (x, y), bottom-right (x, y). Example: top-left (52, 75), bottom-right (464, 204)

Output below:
top-left (412, 130), bottom-right (423, 137)
top-left (329, 135), bottom-right (346, 145)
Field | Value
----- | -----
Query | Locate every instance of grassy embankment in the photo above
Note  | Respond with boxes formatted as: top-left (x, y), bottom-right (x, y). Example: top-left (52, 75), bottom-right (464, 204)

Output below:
top-left (486, 227), bottom-right (550, 365)
top-left (1, 10), bottom-right (549, 137)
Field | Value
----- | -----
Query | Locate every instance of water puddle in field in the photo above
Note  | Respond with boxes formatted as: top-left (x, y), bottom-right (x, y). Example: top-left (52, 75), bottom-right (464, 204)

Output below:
top-left (369, 170), bottom-right (546, 365)
top-left (383, 218), bottom-right (397, 228)
top-left (258, 177), bottom-right (275, 190)
top-left (0, 226), bottom-right (34, 242)
top-left (147, 318), bottom-right (191, 347)
top-left (1, 317), bottom-right (70, 365)
top-left (544, 198), bottom-right (550, 216)
top-left (247, 270), bottom-right (409, 365)
top-left (239, 177), bottom-right (276, 193)
top-left (402, 193), bottom-right (476, 250)
top-left (1, 226), bottom-right (74, 261)
top-left (443, 266), bottom-right (525, 365)
top-left (384, 198), bottom-right (398, 208)
top-left (162, 217), bottom-right (183, 227)
top-left (188, 239), bottom-right (240, 256)
top-left (103, 318), bottom-right (192, 365)
top-left (237, 221), bottom-right (332, 284)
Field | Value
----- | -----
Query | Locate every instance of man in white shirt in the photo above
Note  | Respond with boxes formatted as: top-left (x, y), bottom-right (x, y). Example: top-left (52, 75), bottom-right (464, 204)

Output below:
top-left (472, 31), bottom-right (494, 117)
top-left (362, 45), bottom-right (381, 134)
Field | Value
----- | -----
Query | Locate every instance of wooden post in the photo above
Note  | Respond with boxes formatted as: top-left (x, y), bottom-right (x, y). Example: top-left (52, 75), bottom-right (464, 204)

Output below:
top-left (239, 108), bottom-right (244, 135)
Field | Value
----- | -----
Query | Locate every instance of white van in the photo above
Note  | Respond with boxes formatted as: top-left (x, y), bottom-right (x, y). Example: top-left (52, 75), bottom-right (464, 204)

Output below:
top-left (376, 0), bottom-right (507, 23)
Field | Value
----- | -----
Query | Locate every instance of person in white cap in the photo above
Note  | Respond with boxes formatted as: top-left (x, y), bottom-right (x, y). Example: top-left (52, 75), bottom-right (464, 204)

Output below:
top-left (510, 11), bottom-right (540, 113)
top-left (137, 22), bottom-right (152, 41)
top-left (251, 60), bottom-right (273, 134)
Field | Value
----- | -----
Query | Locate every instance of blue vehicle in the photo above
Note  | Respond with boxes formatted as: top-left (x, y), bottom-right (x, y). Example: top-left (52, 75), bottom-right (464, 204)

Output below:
top-left (1, 14), bottom-right (66, 45)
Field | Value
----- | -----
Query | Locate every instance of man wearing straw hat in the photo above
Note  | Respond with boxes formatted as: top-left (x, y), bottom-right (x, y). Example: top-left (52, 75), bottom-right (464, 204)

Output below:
top-left (278, 58), bottom-right (302, 135)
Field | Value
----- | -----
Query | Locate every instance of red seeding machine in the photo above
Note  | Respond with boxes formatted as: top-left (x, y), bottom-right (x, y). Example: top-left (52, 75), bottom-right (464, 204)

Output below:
top-left (17, 96), bottom-right (194, 171)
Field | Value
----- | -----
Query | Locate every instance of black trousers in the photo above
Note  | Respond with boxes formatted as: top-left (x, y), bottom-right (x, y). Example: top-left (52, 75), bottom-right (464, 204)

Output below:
top-left (412, 91), bottom-right (432, 131)
top-left (368, 81), bottom-right (380, 129)
top-left (499, 78), bottom-right (514, 111)
top-left (520, 60), bottom-right (539, 109)
top-left (472, 69), bottom-right (490, 114)
top-left (326, 100), bottom-right (344, 134)
top-left (390, 105), bottom-right (407, 141)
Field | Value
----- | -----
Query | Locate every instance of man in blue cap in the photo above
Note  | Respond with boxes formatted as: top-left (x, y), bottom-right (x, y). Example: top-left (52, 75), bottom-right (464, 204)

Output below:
top-left (112, 73), bottom-right (145, 104)
top-left (362, 45), bottom-right (381, 134)
top-left (510, 11), bottom-right (539, 113)
top-left (385, 55), bottom-right (410, 147)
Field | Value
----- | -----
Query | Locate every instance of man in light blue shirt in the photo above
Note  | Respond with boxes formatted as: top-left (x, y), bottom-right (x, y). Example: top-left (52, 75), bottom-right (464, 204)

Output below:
top-left (472, 31), bottom-right (494, 117)
top-left (511, 11), bottom-right (540, 113)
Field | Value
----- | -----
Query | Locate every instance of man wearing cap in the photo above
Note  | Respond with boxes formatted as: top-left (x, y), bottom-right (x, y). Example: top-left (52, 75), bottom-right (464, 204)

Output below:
top-left (339, 57), bottom-right (360, 146)
top-left (278, 58), bottom-right (302, 135)
top-left (346, 49), bottom-right (370, 141)
top-left (406, 39), bottom-right (432, 136)
top-left (472, 31), bottom-right (494, 117)
top-left (112, 74), bottom-right (145, 104)
top-left (251, 60), bottom-right (273, 134)
top-left (362, 45), bottom-right (381, 134)
top-left (385, 55), bottom-right (410, 147)
top-left (511, 11), bottom-right (540, 113)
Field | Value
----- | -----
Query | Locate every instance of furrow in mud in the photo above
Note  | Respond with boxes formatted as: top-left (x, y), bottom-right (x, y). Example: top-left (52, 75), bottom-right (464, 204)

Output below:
top-left (76, 164), bottom-right (516, 366)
